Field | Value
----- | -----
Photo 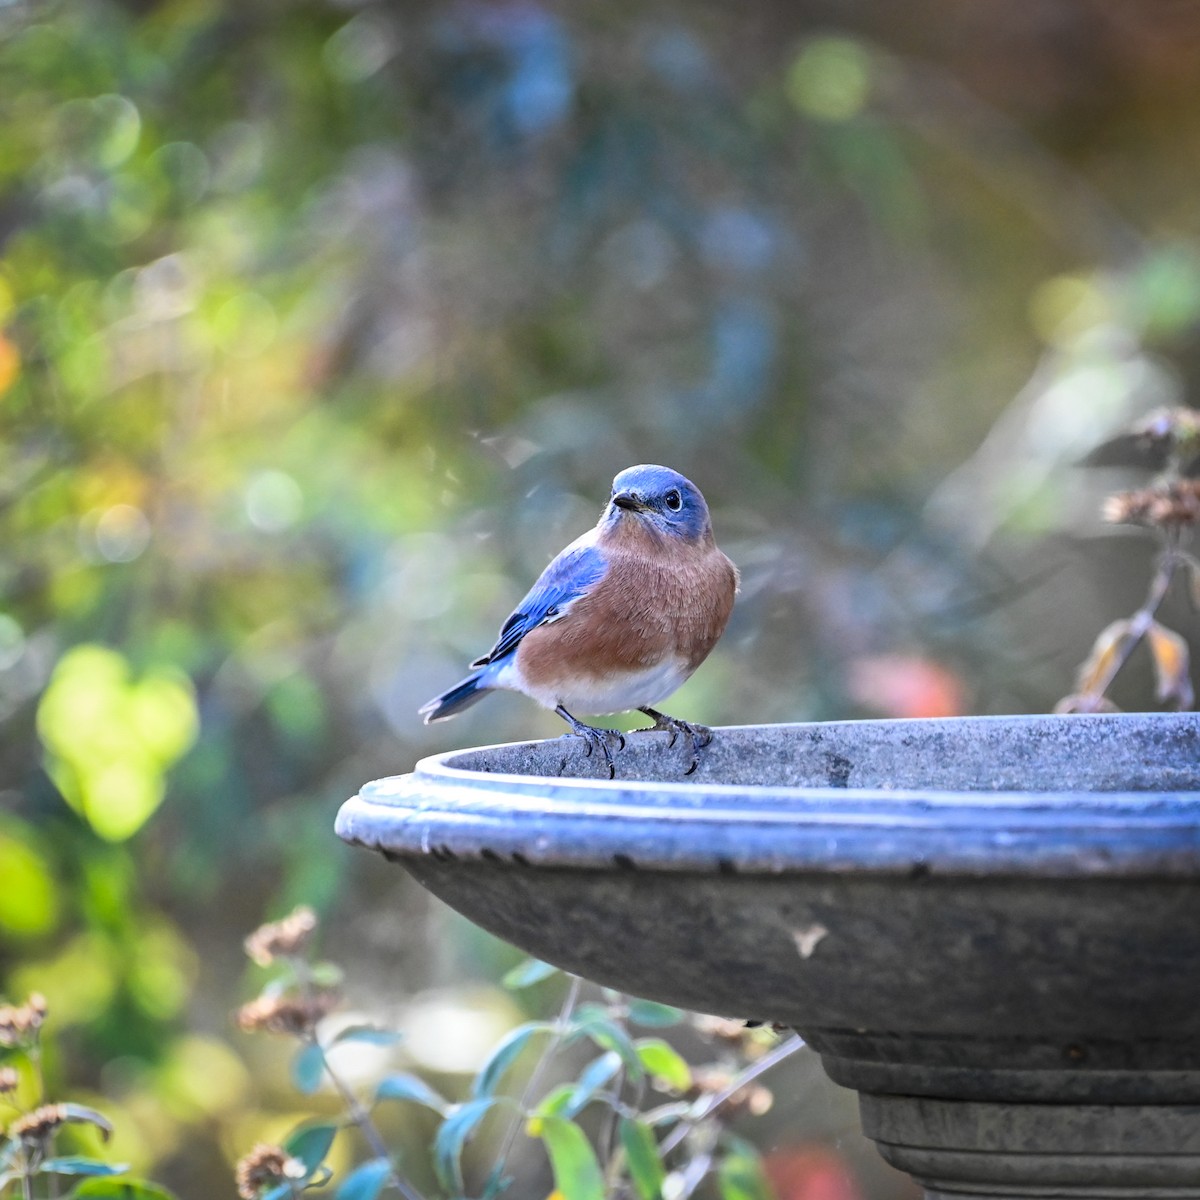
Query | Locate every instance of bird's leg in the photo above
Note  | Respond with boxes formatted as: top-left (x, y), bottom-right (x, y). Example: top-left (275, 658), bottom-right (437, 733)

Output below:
top-left (637, 707), bottom-right (713, 776)
top-left (554, 705), bottom-right (626, 779)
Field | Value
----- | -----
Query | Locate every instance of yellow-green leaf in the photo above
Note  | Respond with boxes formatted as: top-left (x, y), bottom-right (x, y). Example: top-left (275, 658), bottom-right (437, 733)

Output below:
top-left (534, 1116), bottom-right (604, 1200)
top-left (635, 1039), bottom-right (691, 1092)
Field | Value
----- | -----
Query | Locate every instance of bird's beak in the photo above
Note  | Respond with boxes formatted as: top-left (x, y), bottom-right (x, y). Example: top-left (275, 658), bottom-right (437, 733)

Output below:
top-left (611, 491), bottom-right (646, 512)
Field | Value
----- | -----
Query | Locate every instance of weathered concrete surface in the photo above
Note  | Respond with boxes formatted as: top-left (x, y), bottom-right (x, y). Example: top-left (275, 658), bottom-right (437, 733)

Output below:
top-left (336, 714), bottom-right (1200, 1197)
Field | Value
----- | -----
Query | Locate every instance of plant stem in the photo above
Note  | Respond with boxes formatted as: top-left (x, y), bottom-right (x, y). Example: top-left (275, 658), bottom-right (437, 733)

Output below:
top-left (1085, 540), bottom-right (1180, 702)
top-left (317, 1041), bottom-right (427, 1200)
top-left (289, 956), bottom-right (427, 1200)
top-left (27, 1048), bottom-right (44, 1109)
top-left (492, 975), bottom-right (582, 1177)
top-left (673, 1147), bottom-right (715, 1200)
top-left (658, 1032), bottom-right (806, 1158)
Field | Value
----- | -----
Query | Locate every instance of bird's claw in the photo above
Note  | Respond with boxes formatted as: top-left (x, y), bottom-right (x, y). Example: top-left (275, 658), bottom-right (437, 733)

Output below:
top-left (556, 707), bottom-right (625, 778)
top-left (638, 709), bottom-right (713, 775)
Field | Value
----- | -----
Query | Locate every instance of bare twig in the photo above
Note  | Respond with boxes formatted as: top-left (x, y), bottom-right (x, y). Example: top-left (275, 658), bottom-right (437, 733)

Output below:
top-left (659, 1032), bottom-right (806, 1158)
top-left (1065, 534), bottom-right (1183, 708)
top-left (492, 975), bottom-right (582, 1181)
top-left (290, 956), bottom-right (427, 1200)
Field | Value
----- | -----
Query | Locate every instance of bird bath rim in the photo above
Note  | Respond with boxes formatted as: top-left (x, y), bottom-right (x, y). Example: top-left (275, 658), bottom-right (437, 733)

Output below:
top-left (336, 712), bottom-right (1200, 878)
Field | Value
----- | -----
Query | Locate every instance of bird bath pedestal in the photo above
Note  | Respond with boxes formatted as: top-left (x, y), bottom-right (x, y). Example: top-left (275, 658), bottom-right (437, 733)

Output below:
top-left (336, 714), bottom-right (1200, 1199)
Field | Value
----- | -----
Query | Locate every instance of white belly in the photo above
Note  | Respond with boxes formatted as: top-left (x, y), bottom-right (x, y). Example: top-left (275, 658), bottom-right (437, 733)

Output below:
top-left (494, 657), bottom-right (692, 717)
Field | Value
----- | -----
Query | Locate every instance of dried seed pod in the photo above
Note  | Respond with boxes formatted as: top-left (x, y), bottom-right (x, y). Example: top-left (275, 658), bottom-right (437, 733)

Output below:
top-left (235, 1143), bottom-right (307, 1199)
top-left (244, 906), bottom-right (318, 967)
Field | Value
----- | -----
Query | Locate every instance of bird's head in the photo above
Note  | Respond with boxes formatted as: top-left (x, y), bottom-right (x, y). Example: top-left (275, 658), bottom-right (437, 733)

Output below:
top-left (602, 465), bottom-right (712, 543)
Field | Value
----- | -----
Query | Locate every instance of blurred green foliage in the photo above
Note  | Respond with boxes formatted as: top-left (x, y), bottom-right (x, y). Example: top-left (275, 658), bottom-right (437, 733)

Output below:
top-left (2, 0), bottom-right (1200, 1193)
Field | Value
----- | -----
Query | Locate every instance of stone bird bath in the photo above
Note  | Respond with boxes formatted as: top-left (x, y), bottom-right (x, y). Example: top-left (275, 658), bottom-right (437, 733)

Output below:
top-left (336, 713), bottom-right (1200, 1199)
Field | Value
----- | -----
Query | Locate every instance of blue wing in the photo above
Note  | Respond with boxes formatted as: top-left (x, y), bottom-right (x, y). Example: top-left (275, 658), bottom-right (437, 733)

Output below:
top-left (471, 540), bottom-right (608, 667)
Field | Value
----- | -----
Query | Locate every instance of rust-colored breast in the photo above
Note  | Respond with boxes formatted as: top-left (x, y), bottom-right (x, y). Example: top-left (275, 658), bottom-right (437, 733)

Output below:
top-left (517, 525), bottom-right (738, 690)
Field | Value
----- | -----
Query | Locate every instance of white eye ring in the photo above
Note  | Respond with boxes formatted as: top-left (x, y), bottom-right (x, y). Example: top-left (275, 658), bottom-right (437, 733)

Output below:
top-left (664, 490), bottom-right (682, 511)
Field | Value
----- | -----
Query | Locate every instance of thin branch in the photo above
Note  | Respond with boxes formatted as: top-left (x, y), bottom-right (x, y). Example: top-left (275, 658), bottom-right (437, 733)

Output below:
top-left (317, 1042), bottom-right (428, 1200)
top-left (492, 975), bottom-right (582, 1178)
top-left (658, 1032), bottom-right (806, 1158)
top-left (1078, 537), bottom-right (1182, 703)
top-left (290, 956), bottom-right (427, 1200)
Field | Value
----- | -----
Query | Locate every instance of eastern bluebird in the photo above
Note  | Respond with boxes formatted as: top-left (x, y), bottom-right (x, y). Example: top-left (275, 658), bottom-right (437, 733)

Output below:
top-left (419, 465), bottom-right (739, 776)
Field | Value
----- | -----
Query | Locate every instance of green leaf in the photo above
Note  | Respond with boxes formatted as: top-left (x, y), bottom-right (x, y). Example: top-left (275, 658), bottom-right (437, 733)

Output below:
top-left (501, 959), bottom-right (559, 989)
top-left (626, 1001), bottom-right (685, 1028)
top-left (292, 1041), bottom-right (326, 1095)
top-left (335, 1158), bottom-right (392, 1200)
top-left (284, 1121), bottom-right (338, 1178)
top-left (567, 1010), bottom-right (642, 1081)
top-left (434, 1098), bottom-right (498, 1195)
top-left (635, 1039), bottom-right (691, 1092)
top-left (717, 1150), bottom-right (774, 1200)
top-left (533, 1084), bottom-right (576, 1118)
top-left (564, 1052), bottom-right (622, 1118)
top-left (331, 1025), bottom-right (402, 1048)
top-left (618, 1118), bottom-right (665, 1200)
top-left (39, 1160), bottom-right (128, 1177)
top-left (70, 1181), bottom-right (179, 1200)
top-left (533, 1116), bottom-right (605, 1200)
top-left (472, 1021), bottom-right (554, 1099)
top-left (375, 1073), bottom-right (448, 1114)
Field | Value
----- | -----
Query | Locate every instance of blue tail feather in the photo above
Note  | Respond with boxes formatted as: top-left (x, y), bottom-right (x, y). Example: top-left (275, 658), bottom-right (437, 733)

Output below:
top-left (419, 671), bottom-right (491, 723)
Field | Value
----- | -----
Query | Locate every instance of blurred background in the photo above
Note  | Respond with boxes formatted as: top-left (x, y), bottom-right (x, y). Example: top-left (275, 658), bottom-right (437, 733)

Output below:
top-left (2, 0), bottom-right (1199, 1195)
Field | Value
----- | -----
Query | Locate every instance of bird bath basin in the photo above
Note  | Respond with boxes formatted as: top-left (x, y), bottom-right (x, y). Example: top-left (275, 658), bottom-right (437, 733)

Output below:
top-left (336, 713), bottom-right (1200, 1199)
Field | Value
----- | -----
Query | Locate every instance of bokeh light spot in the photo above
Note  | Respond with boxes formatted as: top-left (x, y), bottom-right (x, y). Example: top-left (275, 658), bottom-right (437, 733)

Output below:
top-left (402, 987), bottom-right (524, 1075)
top-left (0, 613), bottom-right (24, 670)
top-left (0, 274), bottom-right (15, 323)
top-left (324, 14), bottom-right (396, 82)
top-left (0, 821), bottom-right (58, 939)
top-left (92, 94), bottom-right (142, 168)
top-left (787, 37), bottom-right (871, 121)
top-left (1029, 273), bottom-right (1115, 346)
top-left (95, 503), bottom-right (151, 562)
top-left (214, 291), bottom-right (278, 358)
top-left (245, 469), bottom-right (303, 531)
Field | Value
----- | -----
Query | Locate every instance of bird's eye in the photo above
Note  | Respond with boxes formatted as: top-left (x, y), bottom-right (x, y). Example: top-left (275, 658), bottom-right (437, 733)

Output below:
top-left (664, 490), bottom-right (682, 511)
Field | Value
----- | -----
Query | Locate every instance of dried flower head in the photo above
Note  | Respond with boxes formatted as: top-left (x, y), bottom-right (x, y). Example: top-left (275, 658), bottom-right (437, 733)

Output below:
top-left (235, 1143), bottom-right (307, 1199)
top-left (9, 1103), bottom-right (67, 1145)
top-left (0, 993), bottom-right (48, 1048)
top-left (1103, 481), bottom-right (1200, 528)
top-left (244, 906), bottom-right (318, 967)
top-left (235, 990), bottom-right (339, 1037)
top-left (692, 1015), bottom-right (750, 1043)
top-left (0, 1066), bottom-right (19, 1095)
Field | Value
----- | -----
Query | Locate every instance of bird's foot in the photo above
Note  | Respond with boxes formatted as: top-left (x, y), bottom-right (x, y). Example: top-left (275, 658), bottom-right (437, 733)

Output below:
top-left (637, 707), bottom-right (713, 775)
top-left (555, 705), bottom-right (625, 779)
